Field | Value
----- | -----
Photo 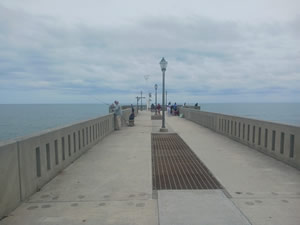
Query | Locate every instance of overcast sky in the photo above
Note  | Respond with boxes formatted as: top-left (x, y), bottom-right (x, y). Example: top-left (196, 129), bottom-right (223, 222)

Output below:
top-left (0, 0), bottom-right (299, 104)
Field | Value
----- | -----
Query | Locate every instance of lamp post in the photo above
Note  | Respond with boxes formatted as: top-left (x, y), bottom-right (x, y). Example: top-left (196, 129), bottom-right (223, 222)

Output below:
top-left (140, 91), bottom-right (143, 111)
top-left (136, 96), bottom-right (139, 114)
top-left (144, 75), bottom-right (150, 110)
top-left (160, 57), bottom-right (168, 132)
top-left (166, 90), bottom-right (168, 107)
top-left (155, 84), bottom-right (158, 115)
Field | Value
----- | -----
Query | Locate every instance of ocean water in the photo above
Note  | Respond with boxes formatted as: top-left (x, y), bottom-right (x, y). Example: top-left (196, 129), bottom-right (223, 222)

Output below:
top-left (0, 104), bottom-right (109, 142)
top-left (0, 103), bottom-right (299, 142)
top-left (199, 103), bottom-right (300, 126)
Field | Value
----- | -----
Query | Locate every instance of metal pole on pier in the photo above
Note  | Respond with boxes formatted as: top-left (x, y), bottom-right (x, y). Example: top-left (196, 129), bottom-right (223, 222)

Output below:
top-left (140, 91), bottom-right (143, 111)
top-left (155, 84), bottom-right (158, 115)
top-left (137, 93), bottom-right (145, 112)
top-left (136, 96), bottom-right (139, 114)
top-left (159, 57), bottom-right (168, 132)
top-left (166, 90), bottom-right (168, 107)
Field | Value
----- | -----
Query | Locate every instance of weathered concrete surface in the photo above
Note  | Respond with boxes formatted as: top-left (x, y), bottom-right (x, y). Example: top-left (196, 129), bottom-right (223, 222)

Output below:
top-left (0, 112), bottom-right (157, 225)
top-left (16, 114), bottom-right (114, 202)
top-left (2, 111), bottom-right (300, 225)
top-left (0, 109), bottom-right (134, 219)
top-left (166, 115), bottom-right (300, 225)
top-left (2, 200), bottom-right (157, 225)
top-left (0, 142), bottom-right (20, 219)
top-left (180, 107), bottom-right (300, 169)
top-left (158, 190), bottom-right (251, 225)
top-left (151, 119), bottom-right (175, 133)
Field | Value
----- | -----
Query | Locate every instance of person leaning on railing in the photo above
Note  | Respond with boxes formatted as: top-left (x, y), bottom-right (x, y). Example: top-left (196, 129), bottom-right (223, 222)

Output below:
top-left (114, 100), bottom-right (122, 130)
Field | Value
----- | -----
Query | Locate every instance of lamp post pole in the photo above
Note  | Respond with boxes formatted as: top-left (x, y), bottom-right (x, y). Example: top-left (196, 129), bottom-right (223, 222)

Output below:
top-left (136, 96), bottom-right (139, 114)
top-left (155, 84), bottom-right (158, 115)
top-left (159, 57), bottom-right (168, 132)
top-left (140, 91), bottom-right (143, 111)
top-left (166, 90), bottom-right (168, 107)
top-left (162, 70), bottom-right (165, 127)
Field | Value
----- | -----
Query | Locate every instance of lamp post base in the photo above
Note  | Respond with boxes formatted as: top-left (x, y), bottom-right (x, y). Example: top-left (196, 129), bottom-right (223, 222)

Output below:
top-left (160, 128), bottom-right (168, 132)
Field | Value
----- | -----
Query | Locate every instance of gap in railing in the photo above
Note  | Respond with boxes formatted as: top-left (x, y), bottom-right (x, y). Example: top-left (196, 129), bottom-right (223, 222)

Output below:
top-left (280, 132), bottom-right (285, 154)
top-left (73, 132), bottom-right (76, 153)
top-left (62, 137), bottom-right (65, 160)
top-left (272, 130), bottom-right (276, 151)
top-left (68, 135), bottom-right (71, 156)
top-left (46, 143), bottom-right (50, 170)
top-left (55, 140), bottom-right (59, 165)
top-left (78, 130), bottom-right (81, 150)
top-left (290, 135), bottom-right (294, 158)
top-left (265, 129), bottom-right (268, 148)
top-left (36, 147), bottom-right (41, 177)
top-left (82, 129), bottom-right (85, 147)
top-left (258, 127), bottom-right (261, 145)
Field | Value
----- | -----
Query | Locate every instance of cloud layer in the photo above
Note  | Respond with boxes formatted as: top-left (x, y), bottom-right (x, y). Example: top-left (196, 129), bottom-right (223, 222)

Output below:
top-left (0, 2), bottom-right (299, 104)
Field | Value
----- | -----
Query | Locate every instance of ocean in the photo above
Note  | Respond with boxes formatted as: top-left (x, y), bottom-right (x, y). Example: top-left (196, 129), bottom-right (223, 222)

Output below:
top-left (199, 103), bottom-right (300, 126)
top-left (0, 103), bottom-right (299, 142)
top-left (0, 104), bottom-right (109, 142)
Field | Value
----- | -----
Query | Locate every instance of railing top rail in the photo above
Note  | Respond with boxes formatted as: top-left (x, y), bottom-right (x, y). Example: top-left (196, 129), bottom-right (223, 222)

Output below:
top-left (180, 107), bottom-right (300, 129)
top-left (0, 113), bottom-right (114, 147)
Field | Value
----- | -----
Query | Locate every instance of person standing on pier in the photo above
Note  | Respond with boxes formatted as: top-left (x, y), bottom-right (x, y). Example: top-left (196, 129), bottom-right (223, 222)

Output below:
top-left (167, 102), bottom-right (171, 115)
top-left (131, 104), bottom-right (135, 115)
top-left (157, 103), bottom-right (161, 115)
top-left (114, 100), bottom-right (122, 130)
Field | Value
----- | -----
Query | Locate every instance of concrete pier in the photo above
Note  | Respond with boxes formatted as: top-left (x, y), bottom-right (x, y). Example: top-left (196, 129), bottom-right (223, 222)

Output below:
top-left (166, 115), bottom-right (300, 225)
top-left (0, 112), bottom-right (157, 225)
top-left (1, 111), bottom-right (299, 225)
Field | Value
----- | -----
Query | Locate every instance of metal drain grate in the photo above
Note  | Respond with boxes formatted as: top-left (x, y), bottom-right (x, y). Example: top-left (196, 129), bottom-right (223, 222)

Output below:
top-left (152, 133), bottom-right (222, 190)
top-left (151, 115), bottom-right (162, 120)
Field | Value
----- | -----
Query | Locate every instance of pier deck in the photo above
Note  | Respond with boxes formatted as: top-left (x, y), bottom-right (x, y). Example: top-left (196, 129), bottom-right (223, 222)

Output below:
top-left (1, 111), bottom-right (299, 225)
top-left (166, 115), bottom-right (300, 225)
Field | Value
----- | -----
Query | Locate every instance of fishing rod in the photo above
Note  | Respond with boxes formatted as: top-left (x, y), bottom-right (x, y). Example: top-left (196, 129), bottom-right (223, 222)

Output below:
top-left (94, 97), bottom-right (110, 105)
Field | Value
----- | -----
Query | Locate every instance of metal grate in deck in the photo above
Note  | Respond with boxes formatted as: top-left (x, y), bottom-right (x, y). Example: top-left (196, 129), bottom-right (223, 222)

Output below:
top-left (151, 133), bottom-right (222, 190)
top-left (151, 115), bottom-right (162, 120)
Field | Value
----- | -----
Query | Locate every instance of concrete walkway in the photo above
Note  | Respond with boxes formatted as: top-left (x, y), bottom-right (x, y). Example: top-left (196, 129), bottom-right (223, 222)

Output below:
top-left (1, 112), bottom-right (157, 225)
top-left (166, 114), bottom-right (300, 225)
top-left (1, 111), bottom-right (299, 225)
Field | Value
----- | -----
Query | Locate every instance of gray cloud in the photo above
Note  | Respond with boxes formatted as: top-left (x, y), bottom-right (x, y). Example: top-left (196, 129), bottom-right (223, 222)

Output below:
top-left (0, 3), bottom-right (299, 103)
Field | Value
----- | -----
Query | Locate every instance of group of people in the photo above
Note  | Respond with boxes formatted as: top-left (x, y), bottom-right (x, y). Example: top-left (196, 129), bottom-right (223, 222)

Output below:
top-left (110, 101), bottom-right (135, 130)
top-left (110, 100), bottom-right (199, 130)
top-left (151, 103), bottom-right (162, 114)
top-left (150, 102), bottom-right (179, 116)
top-left (167, 102), bottom-right (179, 116)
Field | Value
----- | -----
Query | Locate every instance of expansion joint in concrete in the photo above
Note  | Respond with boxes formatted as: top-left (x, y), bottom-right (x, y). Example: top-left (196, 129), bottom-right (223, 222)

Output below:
top-left (25, 198), bottom-right (150, 204)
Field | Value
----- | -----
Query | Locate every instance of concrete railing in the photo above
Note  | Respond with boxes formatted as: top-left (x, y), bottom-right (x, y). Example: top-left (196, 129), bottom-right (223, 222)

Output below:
top-left (180, 107), bottom-right (300, 170)
top-left (182, 105), bottom-right (201, 110)
top-left (0, 110), bottom-right (134, 219)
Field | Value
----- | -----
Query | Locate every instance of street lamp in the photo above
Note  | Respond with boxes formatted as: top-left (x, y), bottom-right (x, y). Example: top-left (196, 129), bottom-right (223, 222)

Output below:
top-left (144, 75), bottom-right (150, 110)
top-left (160, 57), bottom-right (168, 132)
top-left (154, 84), bottom-right (158, 115)
top-left (140, 91), bottom-right (143, 111)
top-left (166, 90), bottom-right (168, 107)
